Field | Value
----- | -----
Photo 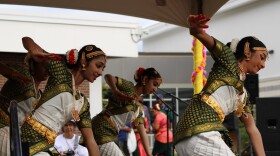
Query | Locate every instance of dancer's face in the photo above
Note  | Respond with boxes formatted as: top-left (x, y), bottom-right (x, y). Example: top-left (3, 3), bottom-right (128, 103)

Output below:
top-left (143, 77), bottom-right (162, 95)
top-left (83, 56), bottom-right (106, 83)
top-left (245, 50), bottom-right (268, 74)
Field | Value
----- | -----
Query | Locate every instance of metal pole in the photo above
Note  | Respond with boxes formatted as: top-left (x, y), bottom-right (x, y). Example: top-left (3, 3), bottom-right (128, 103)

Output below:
top-left (10, 100), bottom-right (23, 156)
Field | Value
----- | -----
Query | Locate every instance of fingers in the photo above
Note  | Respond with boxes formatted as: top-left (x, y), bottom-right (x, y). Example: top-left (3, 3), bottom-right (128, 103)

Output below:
top-left (188, 14), bottom-right (210, 28)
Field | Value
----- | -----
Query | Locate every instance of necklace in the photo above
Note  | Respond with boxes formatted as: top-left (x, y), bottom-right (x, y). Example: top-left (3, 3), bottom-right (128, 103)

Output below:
top-left (238, 64), bottom-right (246, 81)
top-left (71, 75), bottom-right (82, 122)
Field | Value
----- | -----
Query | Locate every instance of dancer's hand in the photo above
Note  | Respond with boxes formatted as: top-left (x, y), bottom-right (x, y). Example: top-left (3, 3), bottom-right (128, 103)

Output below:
top-left (188, 14), bottom-right (210, 36)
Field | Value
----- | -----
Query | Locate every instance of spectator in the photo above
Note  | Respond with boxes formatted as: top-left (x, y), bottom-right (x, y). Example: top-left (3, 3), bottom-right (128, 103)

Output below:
top-left (54, 121), bottom-right (89, 156)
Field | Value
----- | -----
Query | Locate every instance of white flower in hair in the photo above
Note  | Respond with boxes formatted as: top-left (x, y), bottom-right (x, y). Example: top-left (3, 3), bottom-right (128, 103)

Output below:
top-left (66, 49), bottom-right (79, 65)
top-left (230, 38), bottom-right (240, 53)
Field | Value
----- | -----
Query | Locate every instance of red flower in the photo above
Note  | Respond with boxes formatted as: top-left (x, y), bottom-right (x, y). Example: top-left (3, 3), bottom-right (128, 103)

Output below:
top-left (137, 67), bottom-right (145, 78)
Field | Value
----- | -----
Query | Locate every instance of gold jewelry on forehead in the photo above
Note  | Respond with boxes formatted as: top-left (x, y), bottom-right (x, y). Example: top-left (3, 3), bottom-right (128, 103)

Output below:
top-left (245, 41), bottom-right (267, 52)
top-left (85, 45), bottom-right (94, 51)
top-left (252, 47), bottom-right (267, 51)
top-left (86, 51), bottom-right (106, 58)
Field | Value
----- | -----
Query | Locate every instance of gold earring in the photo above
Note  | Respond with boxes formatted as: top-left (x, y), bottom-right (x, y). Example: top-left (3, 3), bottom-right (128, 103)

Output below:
top-left (142, 81), bottom-right (146, 86)
top-left (81, 51), bottom-right (86, 70)
top-left (244, 41), bottom-right (251, 61)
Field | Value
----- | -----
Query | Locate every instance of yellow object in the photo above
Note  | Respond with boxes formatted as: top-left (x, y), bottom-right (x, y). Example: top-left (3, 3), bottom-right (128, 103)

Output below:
top-left (192, 37), bottom-right (206, 94)
top-left (25, 115), bottom-right (57, 144)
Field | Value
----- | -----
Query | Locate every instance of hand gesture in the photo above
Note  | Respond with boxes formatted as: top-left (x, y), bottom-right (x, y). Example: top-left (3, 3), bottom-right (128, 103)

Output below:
top-left (188, 14), bottom-right (210, 35)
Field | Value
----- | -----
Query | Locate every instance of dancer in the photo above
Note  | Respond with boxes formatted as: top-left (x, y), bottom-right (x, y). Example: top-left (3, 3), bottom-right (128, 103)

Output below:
top-left (174, 14), bottom-right (267, 156)
top-left (20, 37), bottom-right (106, 156)
top-left (0, 57), bottom-right (49, 156)
top-left (91, 67), bottom-right (162, 156)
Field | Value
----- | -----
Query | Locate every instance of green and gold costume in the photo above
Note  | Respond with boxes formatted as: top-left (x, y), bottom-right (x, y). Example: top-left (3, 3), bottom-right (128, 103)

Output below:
top-left (92, 77), bottom-right (144, 145)
top-left (0, 64), bottom-right (35, 128)
top-left (20, 60), bottom-right (91, 155)
top-left (174, 38), bottom-right (251, 147)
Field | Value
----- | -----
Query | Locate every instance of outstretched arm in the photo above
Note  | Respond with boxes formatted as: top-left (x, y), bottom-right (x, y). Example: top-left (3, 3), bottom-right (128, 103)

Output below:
top-left (240, 113), bottom-right (265, 156)
top-left (22, 37), bottom-right (60, 63)
top-left (0, 63), bottom-right (30, 83)
top-left (188, 14), bottom-right (215, 50)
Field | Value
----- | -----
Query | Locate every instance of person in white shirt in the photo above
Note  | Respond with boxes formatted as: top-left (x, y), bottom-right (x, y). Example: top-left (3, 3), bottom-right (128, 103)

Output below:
top-left (54, 120), bottom-right (89, 156)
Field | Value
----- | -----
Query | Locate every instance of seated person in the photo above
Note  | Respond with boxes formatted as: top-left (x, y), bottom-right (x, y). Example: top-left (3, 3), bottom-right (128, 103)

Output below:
top-left (54, 120), bottom-right (88, 156)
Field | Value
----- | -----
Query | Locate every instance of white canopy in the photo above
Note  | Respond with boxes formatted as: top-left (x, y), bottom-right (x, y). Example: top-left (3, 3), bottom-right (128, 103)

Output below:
top-left (0, 0), bottom-right (229, 27)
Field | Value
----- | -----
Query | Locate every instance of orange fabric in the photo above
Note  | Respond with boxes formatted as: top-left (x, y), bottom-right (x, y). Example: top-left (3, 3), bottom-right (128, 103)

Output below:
top-left (153, 112), bottom-right (173, 143)
top-left (135, 133), bottom-right (147, 156)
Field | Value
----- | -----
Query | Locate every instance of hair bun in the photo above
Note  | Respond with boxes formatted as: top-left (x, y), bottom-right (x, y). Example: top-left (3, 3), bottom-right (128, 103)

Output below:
top-left (66, 49), bottom-right (79, 65)
top-left (134, 67), bottom-right (145, 81)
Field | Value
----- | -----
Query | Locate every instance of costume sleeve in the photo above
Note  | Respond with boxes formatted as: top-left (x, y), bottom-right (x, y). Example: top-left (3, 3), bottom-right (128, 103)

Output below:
top-left (76, 97), bottom-right (92, 129)
top-left (0, 64), bottom-right (34, 101)
top-left (209, 37), bottom-right (238, 73)
top-left (244, 96), bottom-right (252, 114)
top-left (35, 60), bottom-right (72, 109)
top-left (115, 77), bottom-right (135, 97)
top-left (44, 60), bottom-right (72, 93)
top-left (132, 104), bottom-right (145, 127)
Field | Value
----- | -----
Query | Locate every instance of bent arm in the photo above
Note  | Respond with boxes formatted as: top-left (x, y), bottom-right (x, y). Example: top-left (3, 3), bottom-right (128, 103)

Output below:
top-left (104, 74), bottom-right (118, 92)
top-left (22, 36), bottom-right (44, 53)
top-left (22, 37), bottom-right (53, 63)
top-left (80, 127), bottom-right (100, 156)
top-left (240, 113), bottom-right (265, 156)
top-left (0, 63), bottom-right (30, 83)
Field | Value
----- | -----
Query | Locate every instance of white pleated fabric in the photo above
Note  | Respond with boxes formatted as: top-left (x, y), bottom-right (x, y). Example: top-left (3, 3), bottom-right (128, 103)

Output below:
top-left (32, 92), bottom-right (84, 133)
top-left (33, 152), bottom-right (51, 156)
top-left (99, 142), bottom-right (124, 156)
top-left (175, 131), bottom-right (235, 156)
top-left (0, 126), bottom-right (10, 156)
top-left (175, 86), bottom-right (247, 156)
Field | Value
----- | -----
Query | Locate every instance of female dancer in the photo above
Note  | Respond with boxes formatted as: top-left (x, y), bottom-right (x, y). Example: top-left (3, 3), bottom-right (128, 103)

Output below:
top-left (174, 14), bottom-right (267, 156)
top-left (91, 67), bottom-right (162, 156)
top-left (20, 37), bottom-right (106, 156)
top-left (0, 57), bottom-right (48, 156)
